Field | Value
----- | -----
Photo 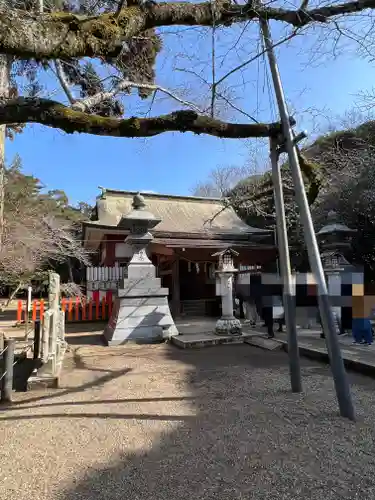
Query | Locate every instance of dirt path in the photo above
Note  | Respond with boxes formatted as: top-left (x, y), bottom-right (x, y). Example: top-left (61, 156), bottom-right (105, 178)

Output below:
top-left (1, 342), bottom-right (375, 500)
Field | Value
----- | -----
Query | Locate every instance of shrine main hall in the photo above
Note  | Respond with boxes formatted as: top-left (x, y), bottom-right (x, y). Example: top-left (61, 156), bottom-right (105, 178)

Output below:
top-left (82, 188), bottom-right (277, 318)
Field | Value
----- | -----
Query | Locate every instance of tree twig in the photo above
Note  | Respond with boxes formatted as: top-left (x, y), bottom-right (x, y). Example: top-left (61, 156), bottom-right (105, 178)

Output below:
top-left (215, 29), bottom-right (300, 89)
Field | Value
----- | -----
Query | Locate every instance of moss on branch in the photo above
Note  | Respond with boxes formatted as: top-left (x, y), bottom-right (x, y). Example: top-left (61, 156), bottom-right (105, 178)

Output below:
top-left (2, 0), bottom-right (375, 60)
top-left (0, 97), bottom-right (285, 138)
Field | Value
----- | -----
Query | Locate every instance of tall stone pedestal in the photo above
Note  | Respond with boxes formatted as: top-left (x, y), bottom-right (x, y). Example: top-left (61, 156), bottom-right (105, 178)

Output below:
top-left (215, 273), bottom-right (242, 336)
top-left (103, 192), bottom-right (178, 345)
top-left (103, 277), bottom-right (178, 345)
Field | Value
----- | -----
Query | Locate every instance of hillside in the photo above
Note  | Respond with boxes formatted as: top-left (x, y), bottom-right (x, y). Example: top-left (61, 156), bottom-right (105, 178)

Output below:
top-left (230, 120), bottom-right (375, 228)
top-left (229, 120), bottom-right (375, 273)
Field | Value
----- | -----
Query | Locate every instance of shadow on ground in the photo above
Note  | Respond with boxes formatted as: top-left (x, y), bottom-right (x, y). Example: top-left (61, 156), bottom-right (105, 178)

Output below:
top-left (64, 321), bottom-right (107, 345)
top-left (3, 337), bottom-right (375, 500)
top-left (63, 346), bottom-right (375, 499)
top-left (65, 322), bottom-right (108, 334)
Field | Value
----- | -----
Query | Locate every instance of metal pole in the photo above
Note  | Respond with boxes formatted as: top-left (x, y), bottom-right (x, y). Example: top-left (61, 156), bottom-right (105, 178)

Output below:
top-left (270, 138), bottom-right (302, 393)
top-left (274, 226), bottom-right (280, 275)
top-left (1, 338), bottom-right (15, 403)
top-left (260, 19), bottom-right (355, 420)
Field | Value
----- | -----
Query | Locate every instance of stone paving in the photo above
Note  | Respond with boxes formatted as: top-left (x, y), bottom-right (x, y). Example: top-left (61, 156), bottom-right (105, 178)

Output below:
top-left (171, 318), bottom-right (375, 371)
top-left (1, 333), bottom-right (375, 500)
top-left (270, 327), bottom-right (375, 370)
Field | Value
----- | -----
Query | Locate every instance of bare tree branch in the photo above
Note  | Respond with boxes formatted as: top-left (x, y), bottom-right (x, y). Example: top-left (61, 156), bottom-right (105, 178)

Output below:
top-left (214, 29), bottom-right (300, 89)
top-left (72, 79), bottom-right (203, 113)
top-left (0, 97), bottom-right (287, 138)
top-left (54, 60), bottom-right (76, 105)
top-left (212, 90), bottom-right (259, 122)
top-left (356, 88), bottom-right (375, 111)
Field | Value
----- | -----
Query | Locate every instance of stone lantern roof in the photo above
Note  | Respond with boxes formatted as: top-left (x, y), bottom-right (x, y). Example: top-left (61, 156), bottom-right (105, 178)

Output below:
top-left (316, 210), bottom-right (356, 237)
top-left (212, 247), bottom-right (239, 272)
top-left (117, 193), bottom-right (162, 231)
top-left (316, 211), bottom-right (356, 269)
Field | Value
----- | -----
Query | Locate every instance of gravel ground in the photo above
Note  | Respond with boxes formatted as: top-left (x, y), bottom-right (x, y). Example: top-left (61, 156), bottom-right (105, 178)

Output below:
top-left (1, 342), bottom-right (375, 500)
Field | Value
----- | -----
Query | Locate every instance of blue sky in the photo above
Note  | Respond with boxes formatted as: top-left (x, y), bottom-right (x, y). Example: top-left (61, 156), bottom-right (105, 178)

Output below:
top-left (5, 16), bottom-right (375, 207)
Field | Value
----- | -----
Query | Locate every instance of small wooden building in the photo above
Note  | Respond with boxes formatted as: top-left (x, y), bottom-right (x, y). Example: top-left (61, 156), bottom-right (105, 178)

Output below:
top-left (82, 188), bottom-right (277, 317)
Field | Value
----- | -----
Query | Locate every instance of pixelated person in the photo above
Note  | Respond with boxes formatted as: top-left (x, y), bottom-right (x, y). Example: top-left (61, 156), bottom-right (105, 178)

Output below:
top-left (352, 284), bottom-right (374, 346)
top-left (247, 273), bottom-right (273, 337)
top-left (243, 297), bottom-right (258, 327)
top-left (239, 273), bottom-right (258, 326)
top-left (260, 274), bottom-right (279, 339)
top-left (273, 282), bottom-right (284, 333)
top-left (340, 281), bottom-right (353, 335)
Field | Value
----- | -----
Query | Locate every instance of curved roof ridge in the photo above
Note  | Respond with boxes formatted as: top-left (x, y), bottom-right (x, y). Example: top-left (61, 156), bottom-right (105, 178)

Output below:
top-left (97, 187), bottom-right (223, 203)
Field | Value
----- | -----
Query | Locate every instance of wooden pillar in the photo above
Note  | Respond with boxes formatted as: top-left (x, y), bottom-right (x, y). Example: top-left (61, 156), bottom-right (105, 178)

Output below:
top-left (171, 255), bottom-right (181, 318)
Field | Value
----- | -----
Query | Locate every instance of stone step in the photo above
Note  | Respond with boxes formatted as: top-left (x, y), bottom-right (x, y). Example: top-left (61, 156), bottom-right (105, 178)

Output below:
top-left (27, 374), bottom-right (59, 390)
top-left (181, 308), bottom-right (206, 316)
top-left (244, 335), bottom-right (284, 351)
top-left (171, 332), bottom-right (253, 349)
top-left (181, 303), bottom-right (206, 314)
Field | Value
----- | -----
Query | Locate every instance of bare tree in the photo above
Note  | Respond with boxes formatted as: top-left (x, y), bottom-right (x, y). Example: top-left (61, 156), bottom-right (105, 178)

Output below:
top-left (191, 164), bottom-right (253, 197)
top-left (310, 122), bottom-right (375, 272)
top-left (0, 182), bottom-right (90, 303)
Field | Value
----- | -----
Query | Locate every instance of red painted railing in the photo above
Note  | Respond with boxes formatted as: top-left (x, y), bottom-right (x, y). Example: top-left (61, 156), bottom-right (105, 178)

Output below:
top-left (16, 295), bottom-right (114, 323)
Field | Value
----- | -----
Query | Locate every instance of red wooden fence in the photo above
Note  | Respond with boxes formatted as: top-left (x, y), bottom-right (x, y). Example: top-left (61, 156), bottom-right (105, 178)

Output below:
top-left (16, 295), bottom-right (114, 323)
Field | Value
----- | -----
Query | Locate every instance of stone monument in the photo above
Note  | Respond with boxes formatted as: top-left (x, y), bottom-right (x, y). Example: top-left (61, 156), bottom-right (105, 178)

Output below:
top-left (103, 193), bottom-right (178, 345)
top-left (213, 248), bottom-right (242, 336)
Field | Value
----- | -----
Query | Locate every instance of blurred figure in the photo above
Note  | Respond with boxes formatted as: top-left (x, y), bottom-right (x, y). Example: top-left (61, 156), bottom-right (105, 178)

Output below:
top-left (273, 294), bottom-right (284, 333)
top-left (243, 297), bottom-right (258, 327)
top-left (352, 294), bottom-right (374, 346)
top-left (257, 297), bottom-right (274, 338)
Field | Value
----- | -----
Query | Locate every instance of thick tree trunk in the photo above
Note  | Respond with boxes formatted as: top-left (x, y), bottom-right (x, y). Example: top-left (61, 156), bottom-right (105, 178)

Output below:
top-left (0, 54), bottom-right (10, 250)
top-left (0, 2), bottom-right (369, 61)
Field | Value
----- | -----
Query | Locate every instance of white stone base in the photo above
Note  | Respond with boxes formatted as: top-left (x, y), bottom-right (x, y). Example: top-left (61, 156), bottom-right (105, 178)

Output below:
top-left (215, 317), bottom-right (242, 336)
top-left (103, 280), bottom-right (179, 345)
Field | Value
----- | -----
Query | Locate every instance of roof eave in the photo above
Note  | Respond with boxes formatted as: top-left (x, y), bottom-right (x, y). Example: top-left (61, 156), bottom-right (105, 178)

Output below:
top-left (82, 222), bottom-right (272, 240)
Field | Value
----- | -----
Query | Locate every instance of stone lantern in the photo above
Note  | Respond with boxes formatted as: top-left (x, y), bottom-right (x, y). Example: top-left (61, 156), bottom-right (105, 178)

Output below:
top-left (316, 210), bottom-right (356, 269)
top-left (118, 192), bottom-right (162, 279)
top-left (316, 210), bottom-right (359, 334)
top-left (212, 247), bottom-right (242, 336)
top-left (103, 193), bottom-right (178, 345)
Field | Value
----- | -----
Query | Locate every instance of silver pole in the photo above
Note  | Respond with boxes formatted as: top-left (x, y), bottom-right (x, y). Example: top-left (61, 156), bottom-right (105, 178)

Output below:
top-left (270, 138), bottom-right (302, 392)
top-left (273, 226), bottom-right (280, 275)
top-left (260, 19), bottom-right (355, 420)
